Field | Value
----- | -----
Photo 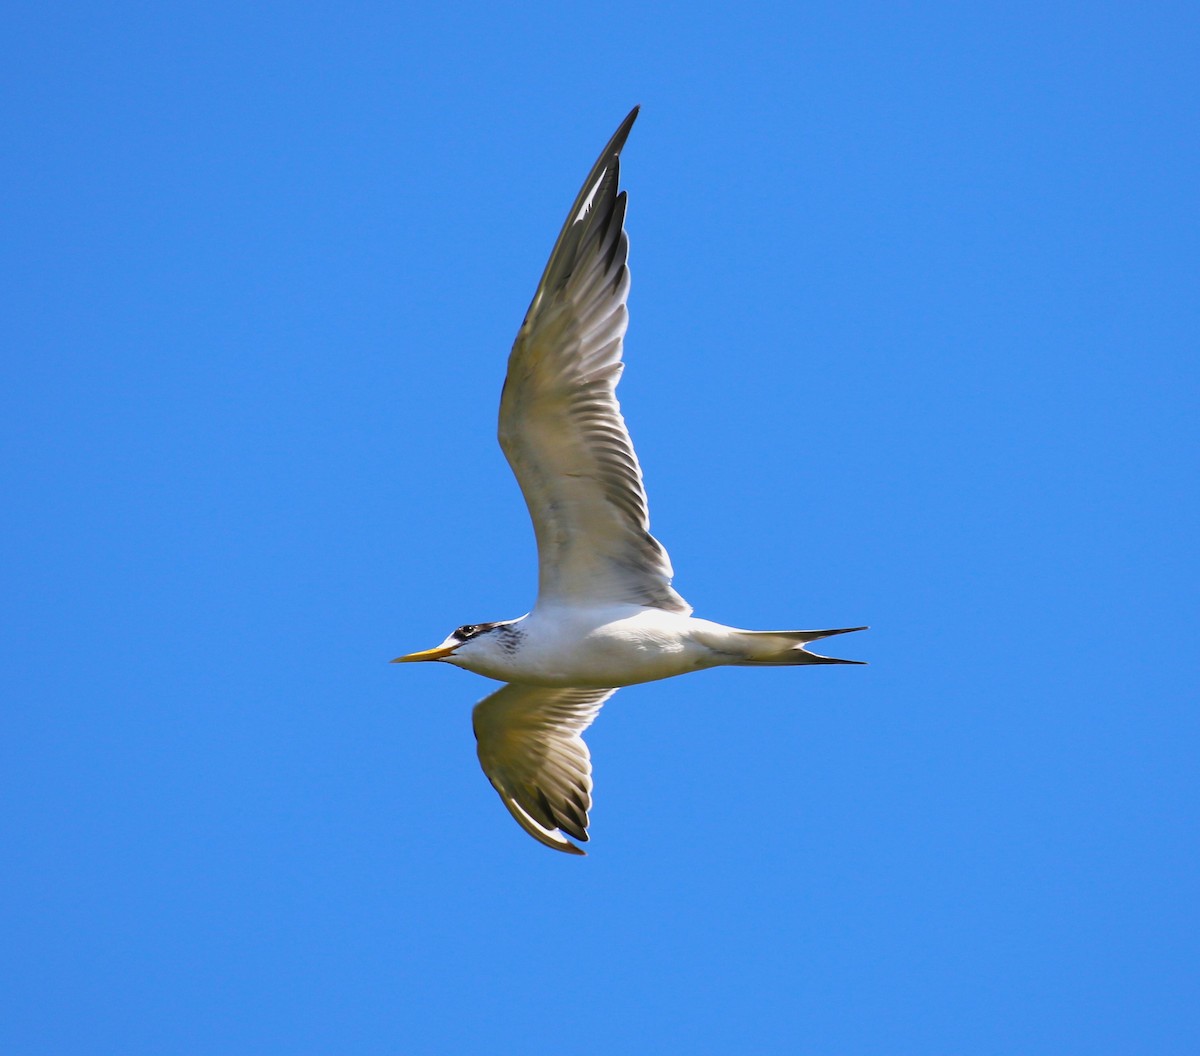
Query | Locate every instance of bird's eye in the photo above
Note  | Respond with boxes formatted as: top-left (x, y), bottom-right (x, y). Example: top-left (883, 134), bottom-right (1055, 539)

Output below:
top-left (457, 625), bottom-right (478, 639)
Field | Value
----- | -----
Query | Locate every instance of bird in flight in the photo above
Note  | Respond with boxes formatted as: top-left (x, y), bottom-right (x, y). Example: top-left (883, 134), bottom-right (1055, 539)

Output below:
top-left (394, 107), bottom-right (865, 854)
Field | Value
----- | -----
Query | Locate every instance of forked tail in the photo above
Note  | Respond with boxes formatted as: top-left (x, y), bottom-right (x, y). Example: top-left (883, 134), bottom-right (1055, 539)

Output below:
top-left (728, 626), bottom-right (868, 666)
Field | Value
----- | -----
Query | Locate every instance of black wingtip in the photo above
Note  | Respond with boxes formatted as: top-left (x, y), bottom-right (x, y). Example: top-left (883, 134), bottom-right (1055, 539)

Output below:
top-left (606, 106), bottom-right (640, 159)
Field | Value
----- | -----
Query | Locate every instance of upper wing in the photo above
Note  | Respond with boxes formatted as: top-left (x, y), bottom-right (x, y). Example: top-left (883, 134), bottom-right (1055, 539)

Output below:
top-left (498, 106), bottom-right (690, 615)
top-left (473, 682), bottom-right (617, 855)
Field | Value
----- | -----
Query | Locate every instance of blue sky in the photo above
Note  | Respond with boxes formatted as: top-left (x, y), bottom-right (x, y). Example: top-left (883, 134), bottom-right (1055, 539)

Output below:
top-left (3, 1), bottom-right (1197, 1053)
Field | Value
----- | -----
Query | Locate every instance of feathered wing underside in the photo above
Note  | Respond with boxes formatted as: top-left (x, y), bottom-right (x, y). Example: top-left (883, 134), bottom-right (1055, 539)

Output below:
top-left (499, 106), bottom-right (690, 615)
top-left (473, 683), bottom-right (617, 855)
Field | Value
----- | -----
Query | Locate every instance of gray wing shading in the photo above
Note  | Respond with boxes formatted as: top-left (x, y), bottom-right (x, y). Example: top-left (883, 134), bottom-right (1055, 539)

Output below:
top-left (473, 683), bottom-right (617, 855)
top-left (499, 106), bottom-right (690, 614)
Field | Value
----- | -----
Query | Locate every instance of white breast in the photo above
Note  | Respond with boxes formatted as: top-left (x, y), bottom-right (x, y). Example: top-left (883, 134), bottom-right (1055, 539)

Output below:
top-left (460, 607), bottom-right (722, 689)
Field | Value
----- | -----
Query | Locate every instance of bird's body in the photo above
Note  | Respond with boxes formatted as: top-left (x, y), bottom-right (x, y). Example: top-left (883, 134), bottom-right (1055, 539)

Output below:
top-left (394, 107), bottom-right (865, 854)
top-left (431, 606), bottom-right (862, 689)
top-left (440, 606), bottom-right (712, 689)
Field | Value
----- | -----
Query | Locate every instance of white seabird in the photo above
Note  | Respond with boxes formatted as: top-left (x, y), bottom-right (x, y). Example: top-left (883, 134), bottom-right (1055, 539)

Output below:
top-left (394, 107), bottom-right (865, 854)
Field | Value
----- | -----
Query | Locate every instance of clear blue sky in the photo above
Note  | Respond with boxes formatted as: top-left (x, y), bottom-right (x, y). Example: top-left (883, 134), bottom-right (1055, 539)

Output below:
top-left (3, 2), bottom-right (1197, 1053)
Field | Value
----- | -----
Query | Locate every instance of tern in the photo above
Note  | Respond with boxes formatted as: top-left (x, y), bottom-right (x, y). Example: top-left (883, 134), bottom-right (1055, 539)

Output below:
top-left (394, 107), bottom-right (865, 854)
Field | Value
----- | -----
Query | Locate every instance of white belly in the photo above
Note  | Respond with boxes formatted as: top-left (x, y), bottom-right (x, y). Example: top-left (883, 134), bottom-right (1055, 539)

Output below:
top-left (464, 608), bottom-right (729, 688)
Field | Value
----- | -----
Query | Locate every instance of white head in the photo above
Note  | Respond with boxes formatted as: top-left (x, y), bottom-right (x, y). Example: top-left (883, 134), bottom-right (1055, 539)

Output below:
top-left (390, 620), bottom-right (524, 677)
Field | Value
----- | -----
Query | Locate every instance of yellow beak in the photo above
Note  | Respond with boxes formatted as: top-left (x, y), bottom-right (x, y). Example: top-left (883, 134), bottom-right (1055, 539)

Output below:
top-left (389, 644), bottom-right (459, 663)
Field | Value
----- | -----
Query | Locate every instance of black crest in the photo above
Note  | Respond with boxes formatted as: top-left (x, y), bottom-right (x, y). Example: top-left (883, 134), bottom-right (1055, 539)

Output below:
top-left (451, 621), bottom-right (524, 653)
